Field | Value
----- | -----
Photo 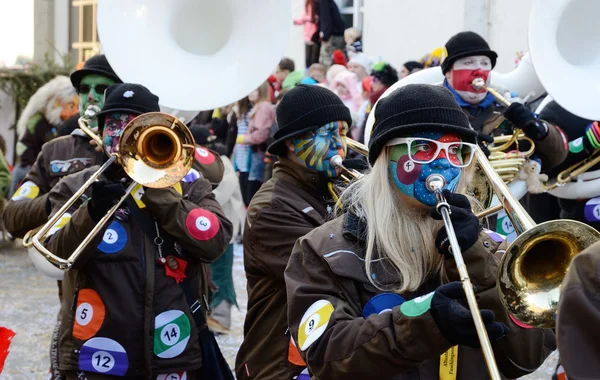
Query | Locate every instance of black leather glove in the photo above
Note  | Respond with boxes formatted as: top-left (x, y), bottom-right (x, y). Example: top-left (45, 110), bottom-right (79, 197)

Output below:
top-left (431, 282), bottom-right (509, 348)
top-left (476, 131), bottom-right (494, 157)
top-left (88, 180), bottom-right (126, 222)
top-left (503, 103), bottom-right (548, 140)
top-left (430, 190), bottom-right (481, 257)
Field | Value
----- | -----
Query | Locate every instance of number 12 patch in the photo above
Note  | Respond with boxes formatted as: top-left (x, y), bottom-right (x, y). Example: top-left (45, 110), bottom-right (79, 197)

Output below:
top-left (79, 337), bottom-right (128, 376)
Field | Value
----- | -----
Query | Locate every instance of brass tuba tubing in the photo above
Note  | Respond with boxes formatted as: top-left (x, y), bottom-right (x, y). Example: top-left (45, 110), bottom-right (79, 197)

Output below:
top-left (427, 174), bottom-right (502, 380)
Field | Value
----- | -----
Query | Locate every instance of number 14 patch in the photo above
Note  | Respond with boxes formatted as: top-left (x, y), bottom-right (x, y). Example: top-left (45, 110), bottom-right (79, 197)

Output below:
top-left (154, 310), bottom-right (191, 359)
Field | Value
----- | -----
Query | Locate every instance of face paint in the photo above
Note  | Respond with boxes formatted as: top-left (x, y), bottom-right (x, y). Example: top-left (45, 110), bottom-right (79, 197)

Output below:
top-left (79, 74), bottom-right (116, 127)
top-left (102, 113), bottom-right (137, 156)
top-left (449, 55), bottom-right (492, 104)
top-left (55, 95), bottom-right (80, 121)
top-left (389, 131), bottom-right (462, 206)
top-left (292, 121), bottom-right (348, 178)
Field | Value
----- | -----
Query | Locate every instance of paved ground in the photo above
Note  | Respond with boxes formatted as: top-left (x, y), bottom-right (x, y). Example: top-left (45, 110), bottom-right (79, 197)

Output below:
top-left (0, 242), bottom-right (557, 379)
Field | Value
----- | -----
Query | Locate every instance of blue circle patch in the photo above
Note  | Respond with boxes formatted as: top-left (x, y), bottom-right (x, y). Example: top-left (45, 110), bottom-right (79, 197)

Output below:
top-left (97, 221), bottom-right (127, 254)
top-left (362, 293), bottom-right (406, 318)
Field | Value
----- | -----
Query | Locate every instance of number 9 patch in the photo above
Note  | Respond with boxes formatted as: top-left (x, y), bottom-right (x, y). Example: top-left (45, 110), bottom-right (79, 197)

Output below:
top-left (298, 300), bottom-right (334, 351)
top-left (73, 289), bottom-right (106, 340)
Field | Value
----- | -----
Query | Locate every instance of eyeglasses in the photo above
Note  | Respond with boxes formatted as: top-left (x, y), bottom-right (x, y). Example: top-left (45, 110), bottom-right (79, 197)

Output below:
top-left (386, 137), bottom-right (476, 168)
top-left (77, 83), bottom-right (110, 95)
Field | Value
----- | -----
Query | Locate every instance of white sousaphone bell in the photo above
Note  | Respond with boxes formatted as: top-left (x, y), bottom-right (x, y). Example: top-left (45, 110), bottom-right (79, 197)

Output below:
top-left (28, 0), bottom-right (292, 279)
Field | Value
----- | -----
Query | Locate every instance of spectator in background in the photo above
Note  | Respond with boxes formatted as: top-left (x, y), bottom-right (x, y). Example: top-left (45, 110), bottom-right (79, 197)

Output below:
top-left (281, 70), bottom-right (305, 92)
top-left (325, 63), bottom-right (348, 85)
top-left (318, 0), bottom-right (345, 67)
top-left (356, 76), bottom-right (372, 137)
top-left (331, 70), bottom-right (362, 113)
top-left (234, 82), bottom-right (276, 205)
top-left (0, 137), bottom-right (10, 199)
top-left (294, 0), bottom-right (320, 68)
top-left (332, 49), bottom-right (347, 66)
top-left (300, 63), bottom-right (327, 84)
top-left (421, 46), bottom-right (447, 68)
top-left (370, 62), bottom-right (399, 106)
top-left (348, 53), bottom-right (373, 83)
top-left (344, 27), bottom-right (363, 58)
top-left (274, 57), bottom-right (296, 96)
top-left (400, 60), bottom-right (425, 78)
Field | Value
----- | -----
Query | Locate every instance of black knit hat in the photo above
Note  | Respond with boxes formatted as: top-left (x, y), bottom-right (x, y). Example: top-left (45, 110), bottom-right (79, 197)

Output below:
top-left (403, 61), bottom-right (424, 72)
top-left (70, 54), bottom-right (122, 89)
top-left (368, 84), bottom-right (477, 165)
top-left (441, 31), bottom-right (498, 74)
top-left (268, 84), bottom-right (352, 155)
top-left (372, 63), bottom-right (399, 87)
top-left (96, 83), bottom-right (160, 130)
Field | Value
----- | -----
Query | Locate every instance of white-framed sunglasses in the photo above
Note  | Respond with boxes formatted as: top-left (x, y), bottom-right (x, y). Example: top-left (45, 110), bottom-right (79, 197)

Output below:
top-left (386, 137), bottom-right (477, 168)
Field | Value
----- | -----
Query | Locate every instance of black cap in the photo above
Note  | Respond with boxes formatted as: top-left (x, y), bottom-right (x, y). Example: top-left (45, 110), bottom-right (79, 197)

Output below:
top-left (96, 83), bottom-right (160, 130)
top-left (368, 84), bottom-right (477, 165)
top-left (403, 61), bottom-right (424, 72)
top-left (441, 31), bottom-right (498, 74)
top-left (189, 125), bottom-right (216, 146)
top-left (372, 63), bottom-right (399, 87)
top-left (70, 54), bottom-right (122, 89)
top-left (268, 85), bottom-right (352, 155)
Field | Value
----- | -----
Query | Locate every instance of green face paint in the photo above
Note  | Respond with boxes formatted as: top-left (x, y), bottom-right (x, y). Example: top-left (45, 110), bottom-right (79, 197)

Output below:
top-left (79, 74), bottom-right (116, 127)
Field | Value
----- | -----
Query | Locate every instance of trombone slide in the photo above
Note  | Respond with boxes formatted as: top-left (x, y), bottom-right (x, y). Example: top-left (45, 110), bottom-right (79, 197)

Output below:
top-left (428, 175), bottom-right (502, 380)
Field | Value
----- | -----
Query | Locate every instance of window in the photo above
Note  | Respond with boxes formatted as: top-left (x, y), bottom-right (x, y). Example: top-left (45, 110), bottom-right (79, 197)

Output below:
top-left (334, 0), bottom-right (364, 30)
top-left (71, 0), bottom-right (100, 63)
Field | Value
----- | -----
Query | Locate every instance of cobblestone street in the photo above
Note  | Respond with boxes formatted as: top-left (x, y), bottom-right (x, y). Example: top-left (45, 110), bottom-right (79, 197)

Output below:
top-left (0, 242), bottom-right (557, 379)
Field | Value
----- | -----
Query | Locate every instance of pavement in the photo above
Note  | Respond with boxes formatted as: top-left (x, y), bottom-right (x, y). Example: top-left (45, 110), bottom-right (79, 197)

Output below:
top-left (0, 242), bottom-right (557, 379)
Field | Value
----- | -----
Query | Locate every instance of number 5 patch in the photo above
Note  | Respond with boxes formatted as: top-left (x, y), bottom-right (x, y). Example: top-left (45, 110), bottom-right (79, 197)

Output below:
top-left (298, 300), bottom-right (334, 351)
top-left (73, 289), bottom-right (106, 340)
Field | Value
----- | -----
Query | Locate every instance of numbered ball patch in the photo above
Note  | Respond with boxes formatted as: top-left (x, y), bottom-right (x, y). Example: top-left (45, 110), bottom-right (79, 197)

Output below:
top-left (157, 372), bottom-right (187, 380)
top-left (185, 208), bottom-right (219, 241)
top-left (400, 291), bottom-right (434, 317)
top-left (182, 168), bottom-right (201, 183)
top-left (584, 197), bottom-right (600, 222)
top-left (79, 337), bottom-right (128, 376)
top-left (194, 147), bottom-right (215, 165)
top-left (48, 212), bottom-right (72, 237)
top-left (11, 181), bottom-right (40, 201)
top-left (73, 289), bottom-right (106, 340)
top-left (395, 156), bottom-right (421, 184)
top-left (153, 310), bottom-right (191, 359)
top-left (298, 300), bottom-right (334, 352)
top-left (131, 184), bottom-right (147, 209)
top-left (97, 221), bottom-right (127, 254)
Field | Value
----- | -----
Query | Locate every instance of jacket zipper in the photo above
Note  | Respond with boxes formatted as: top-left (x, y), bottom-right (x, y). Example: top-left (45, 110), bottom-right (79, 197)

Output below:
top-left (70, 280), bottom-right (80, 311)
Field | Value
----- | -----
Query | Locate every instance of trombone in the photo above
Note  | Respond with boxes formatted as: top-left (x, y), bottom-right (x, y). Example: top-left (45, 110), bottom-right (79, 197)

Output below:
top-left (32, 109), bottom-right (196, 270)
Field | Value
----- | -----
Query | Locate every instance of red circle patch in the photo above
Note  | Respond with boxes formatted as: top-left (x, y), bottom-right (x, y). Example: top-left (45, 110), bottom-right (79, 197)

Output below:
top-left (194, 147), bottom-right (216, 165)
top-left (73, 289), bottom-right (106, 340)
top-left (185, 208), bottom-right (219, 241)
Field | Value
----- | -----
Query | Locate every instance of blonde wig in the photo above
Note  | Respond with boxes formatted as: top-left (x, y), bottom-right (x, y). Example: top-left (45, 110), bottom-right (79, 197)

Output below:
top-left (340, 146), bottom-right (475, 293)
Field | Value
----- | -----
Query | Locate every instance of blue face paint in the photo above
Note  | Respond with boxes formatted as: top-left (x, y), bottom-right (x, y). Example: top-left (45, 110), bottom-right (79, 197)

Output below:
top-left (389, 131), bottom-right (462, 206)
top-left (292, 121), bottom-right (348, 178)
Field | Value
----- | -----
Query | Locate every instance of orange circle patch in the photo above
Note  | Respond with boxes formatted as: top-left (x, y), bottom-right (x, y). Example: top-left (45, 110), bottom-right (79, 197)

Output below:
top-left (73, 289), bottom-right (106, 340)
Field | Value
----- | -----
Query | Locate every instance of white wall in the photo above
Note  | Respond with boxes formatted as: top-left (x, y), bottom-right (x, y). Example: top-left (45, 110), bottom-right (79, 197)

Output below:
top-left (284, 0), bottom-right (533, 74)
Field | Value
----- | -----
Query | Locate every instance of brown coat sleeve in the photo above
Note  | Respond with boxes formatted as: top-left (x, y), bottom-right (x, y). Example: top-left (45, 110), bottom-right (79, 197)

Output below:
top-left (3, 150), bottom-right (51, 238)
top-left (142, 178), bottom-right (232, 263)
top-left (285, 238), bottom-right (454, 379)
top-left (557, 241), bottom-right (600, 378)
top-left (532, 120), bottom-right (568, 171)
top-left (444, 231), bottom-right (556, 378)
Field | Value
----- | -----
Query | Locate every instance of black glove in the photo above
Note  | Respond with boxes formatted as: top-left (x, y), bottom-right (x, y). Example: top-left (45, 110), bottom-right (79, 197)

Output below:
top-left (430, 190), bottom-right (481, 257)
top-left (431, 282), bottom-right (509, 348)
top-left (476, 132), bottom-right (494, 157)
top-left (88, 181), bottom-right (126, 222)
top-left (342, 157), bottom-right (369, 173)
top-left (503, 103), bottom-right (548, 140)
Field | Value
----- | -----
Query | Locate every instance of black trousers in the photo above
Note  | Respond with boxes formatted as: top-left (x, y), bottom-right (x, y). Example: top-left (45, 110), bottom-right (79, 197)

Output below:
top-left (305, 42), bottom-right (321, 68)
top-left (238, 172), bottom-right (262, 207)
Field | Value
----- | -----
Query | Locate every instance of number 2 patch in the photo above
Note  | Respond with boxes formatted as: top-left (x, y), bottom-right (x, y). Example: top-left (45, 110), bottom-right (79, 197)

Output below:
top-left (79, 337), bottom-right (128, 376)
top-left (97, 221), bottom-right (127, 254)
top-left (73, 289), bottom-right (106, 340)
top-left (298, 300), bottom-right (334, 351)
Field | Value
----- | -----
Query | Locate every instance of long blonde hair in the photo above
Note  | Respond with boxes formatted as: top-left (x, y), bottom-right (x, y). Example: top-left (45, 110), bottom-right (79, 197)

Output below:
top-left (340, 146), bottom-right (474, 293)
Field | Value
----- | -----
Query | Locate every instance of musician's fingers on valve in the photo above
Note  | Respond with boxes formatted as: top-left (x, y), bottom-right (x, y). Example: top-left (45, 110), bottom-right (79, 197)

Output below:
top-left (430, 282), bottom-right (510, 348)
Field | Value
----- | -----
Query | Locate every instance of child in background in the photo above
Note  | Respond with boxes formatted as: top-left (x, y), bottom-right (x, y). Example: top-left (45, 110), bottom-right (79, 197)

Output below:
top-left (344, 27), bottom-right (363, 58)
top-left (331, 70), bottom-right (362, 113)
top-left (300, 63), bottom-right (327, 85)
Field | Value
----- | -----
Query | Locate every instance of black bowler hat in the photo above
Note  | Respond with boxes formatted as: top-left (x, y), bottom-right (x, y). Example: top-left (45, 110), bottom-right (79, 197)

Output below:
top-left (96, 83), bottom-right (160, 130)
top-left (441, 31), bottom-right (498, 74)
top-left (368, 84), bottom-right (477, 165)
top-left (268, 85), bottom-right (352, 156)
top-left (70, 54), bottom-right (122, 89)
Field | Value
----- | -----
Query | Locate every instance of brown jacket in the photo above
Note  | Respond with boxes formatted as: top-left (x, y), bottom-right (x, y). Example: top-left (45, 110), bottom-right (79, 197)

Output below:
top-left (285, 214), bottom-right (556, 380)
top-left (463, 103), bottom-right (568, 171)
top-left (557, 240), bottom-right (600, 380)
top-left (3, 132), bottom-right (102, 238)
top-left (46, 166), bottom-right (232, 377)
top-left (235, 158), bottom-right (335, 380)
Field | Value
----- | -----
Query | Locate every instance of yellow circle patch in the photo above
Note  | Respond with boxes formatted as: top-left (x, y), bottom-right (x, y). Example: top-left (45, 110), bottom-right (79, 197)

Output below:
top-left (12, 181), bottom-right (40, 201)
top-left (298, 300), bottom-right (334, 352)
